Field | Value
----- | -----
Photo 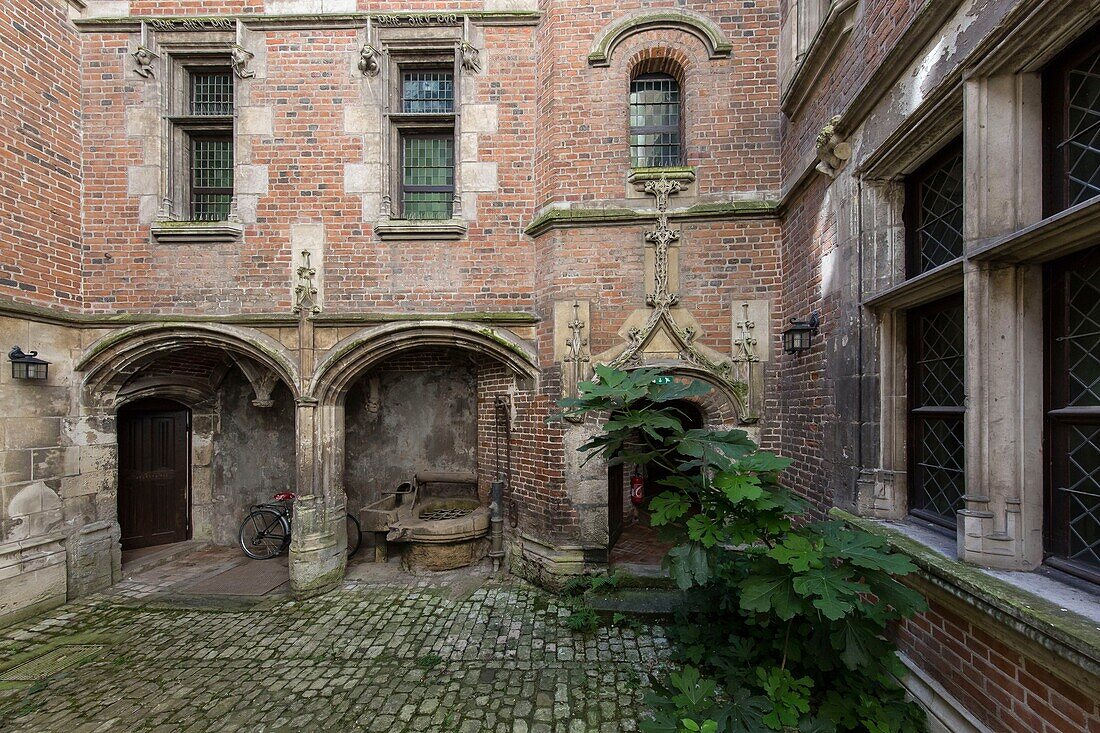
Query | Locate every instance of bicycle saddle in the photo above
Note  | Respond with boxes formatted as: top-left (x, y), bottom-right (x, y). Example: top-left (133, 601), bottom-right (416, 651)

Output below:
top-left (272, 491), bottom-right (296, 501)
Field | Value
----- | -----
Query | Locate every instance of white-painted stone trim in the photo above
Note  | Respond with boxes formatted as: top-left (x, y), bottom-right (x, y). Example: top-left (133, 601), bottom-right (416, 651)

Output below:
top-left (898, 653), bottom-right (993, 733)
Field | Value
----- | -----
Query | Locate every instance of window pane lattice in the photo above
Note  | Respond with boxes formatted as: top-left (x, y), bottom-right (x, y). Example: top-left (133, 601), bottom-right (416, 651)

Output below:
top-left (1066, 48), bottom-right (1100, 206)
top-left (402, 137), bottom-right (453, 220)
top-left (191, 138), bottom-right (232, 221)
top-left (1061, 425), bottom-right (1100, 567)
top-left (190, 72), bottom-right (233, 116)
top-left (1066, 263), bottom-right (1100, 406)
top-left (402, 72), bottom-right (454, 114)
top-left (910, 300), bottom-right (966, 525)
top-left (630, 76), bottom-right (681, 168)
top-left (915, 152), bottom-right (964, 273)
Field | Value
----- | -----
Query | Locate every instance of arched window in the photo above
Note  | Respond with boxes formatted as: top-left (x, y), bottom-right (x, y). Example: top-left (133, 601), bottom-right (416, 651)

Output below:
top-left (629, 73), bottom-right (682, 168)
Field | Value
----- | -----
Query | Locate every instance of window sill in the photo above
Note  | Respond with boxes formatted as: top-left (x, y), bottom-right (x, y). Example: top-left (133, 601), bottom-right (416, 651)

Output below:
top-left (780, 0), bottom-right (860, 119)
top-left (969, 196), bottom-right (1100, 264)
top-left (374, 219), bottom-right (467, 241)
top-left (627, 166), bottom-right (696, 188)
top-left (861, 259), bottom-right (964, 311)
top-left (832, 509), bottom-right (1100, 678)
top-left (150, 220), bottom-right (243, 244)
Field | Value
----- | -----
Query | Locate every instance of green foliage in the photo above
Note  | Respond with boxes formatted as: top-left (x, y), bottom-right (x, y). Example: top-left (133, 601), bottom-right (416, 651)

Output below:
top-left (562, 367), bottom-right (929, 733)
top-left (559, 572), bottom-right (622, 634)
top-left (415, 653), bottom-right (443, 669)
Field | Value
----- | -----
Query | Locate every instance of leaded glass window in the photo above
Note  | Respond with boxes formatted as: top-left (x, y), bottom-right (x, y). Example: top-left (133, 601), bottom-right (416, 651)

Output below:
top-left (905, 141), bottom-right (964, 277)
top-left (1047, 248), bottom-right (1100, 582)
top-left (190, 71), bottom-right (233, 116)
top-left (908, 296), bottom-right (966, 528)
top-left (402, 136), bottom-right (454, 220)
top-left (629, 74), bottom-right (682, 168)
top-left (1046, 33), bottom-right (1100, 214)
top-left (191, 137), bottom-right (233, 221)
top-left (402, 71), bottom-right (454, 114)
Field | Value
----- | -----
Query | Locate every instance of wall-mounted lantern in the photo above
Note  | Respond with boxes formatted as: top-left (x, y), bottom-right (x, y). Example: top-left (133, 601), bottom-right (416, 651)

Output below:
top-left (8, 346), bottom-right (50, 381)
top-left (782, 312), bottom-right (820, 355)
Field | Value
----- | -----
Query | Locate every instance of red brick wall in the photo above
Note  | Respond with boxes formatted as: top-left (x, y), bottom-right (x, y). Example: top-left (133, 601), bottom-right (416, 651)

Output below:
top-left (895, 596), bottom-right (1100, 733)
top-left (776, 176), bottom-right (835, 516)
top-left (0, 0), bottom-right (81, 308)
top-left (535, 0), bottom-right (781, 204)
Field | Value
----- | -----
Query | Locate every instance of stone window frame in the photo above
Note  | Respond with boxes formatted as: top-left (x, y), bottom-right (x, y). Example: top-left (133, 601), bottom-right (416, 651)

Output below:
top-left (375, 32), bottom-right (468, 241)
top-left (903, 137), bottom-right (965, 279)
top-left (779, 0), bottom-right (860, 118)
top-left (150, 31), bottom-right (244, 244)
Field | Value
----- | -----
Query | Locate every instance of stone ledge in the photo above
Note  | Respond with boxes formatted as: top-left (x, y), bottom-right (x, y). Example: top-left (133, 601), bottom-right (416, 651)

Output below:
top-left (627, 166), bottom-right (696, 188)
top-left (374, 219), bottom-right (467, 241)
top-left (833, 509), bottom-right (1100, 681)
top-left (73, 11), bottom-right (542, 33)
top-left (969, 196), bottom-right (1100, 264)
top-left (150, 220), bottom-right (243, 244)
top-left (861, 260), bottom-right (964, 310)
top-left (524, 199), bottom-right (780, 237)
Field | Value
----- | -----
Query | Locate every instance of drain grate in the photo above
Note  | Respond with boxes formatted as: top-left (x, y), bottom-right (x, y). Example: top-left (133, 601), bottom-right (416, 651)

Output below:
top-left (0, 645), bottom-right (105, 682)
top-left (418, 507), bottom-right (475, 521)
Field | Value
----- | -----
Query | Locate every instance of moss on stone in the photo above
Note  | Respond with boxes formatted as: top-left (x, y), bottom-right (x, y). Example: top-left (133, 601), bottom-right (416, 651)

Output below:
top-left (832, 509), bottom-right (1100, 660)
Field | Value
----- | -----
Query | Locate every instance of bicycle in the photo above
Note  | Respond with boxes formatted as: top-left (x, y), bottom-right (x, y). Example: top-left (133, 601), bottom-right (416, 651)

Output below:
top-left (238, 491), bottom-right (362, 560)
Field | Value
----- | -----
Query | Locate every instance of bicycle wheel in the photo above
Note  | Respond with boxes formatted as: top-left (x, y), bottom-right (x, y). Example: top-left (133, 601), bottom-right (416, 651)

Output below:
top-left (239, 508), bottom-right (290, 560)
top-left (346, 513), bottom-right (362, 558)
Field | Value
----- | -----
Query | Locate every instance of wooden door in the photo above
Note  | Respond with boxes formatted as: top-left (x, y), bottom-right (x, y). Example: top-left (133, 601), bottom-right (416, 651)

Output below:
top-left (608, 463), bottom-right (624, 550)
top-left (118, 401), bottom-right (190, 550)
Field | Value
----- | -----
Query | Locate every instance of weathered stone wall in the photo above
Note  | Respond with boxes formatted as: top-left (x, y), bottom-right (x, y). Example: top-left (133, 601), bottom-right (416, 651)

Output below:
top-left (208, 368), bottom-right (296, 545)
top-left (343, 349), bottom-right (478, 517)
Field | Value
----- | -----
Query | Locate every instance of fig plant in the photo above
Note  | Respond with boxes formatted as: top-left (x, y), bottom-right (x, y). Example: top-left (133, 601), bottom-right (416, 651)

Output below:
top-left (560, 366), bottom-right (928, 733)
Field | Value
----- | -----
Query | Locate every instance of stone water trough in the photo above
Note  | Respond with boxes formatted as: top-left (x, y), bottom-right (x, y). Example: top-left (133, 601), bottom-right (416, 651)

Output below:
top-left (359, 471), bottom-right (490, 571)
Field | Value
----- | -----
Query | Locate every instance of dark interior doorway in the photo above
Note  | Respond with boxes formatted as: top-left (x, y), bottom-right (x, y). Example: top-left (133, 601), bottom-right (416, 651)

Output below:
top-left (118, 398), bottom-right (191, 551)
top-left (607, 399), bottom-right (704, 564)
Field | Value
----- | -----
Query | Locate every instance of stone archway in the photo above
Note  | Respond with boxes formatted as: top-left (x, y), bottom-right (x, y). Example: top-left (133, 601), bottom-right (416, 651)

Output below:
top-left (69, 324), bottom-right (301, 593)
top-left (291, 321), bottom-right (540, 596)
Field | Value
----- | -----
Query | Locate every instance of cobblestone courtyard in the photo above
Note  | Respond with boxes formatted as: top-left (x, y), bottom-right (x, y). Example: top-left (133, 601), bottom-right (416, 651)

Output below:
top-left (0, 553), bottom-right (669, 733)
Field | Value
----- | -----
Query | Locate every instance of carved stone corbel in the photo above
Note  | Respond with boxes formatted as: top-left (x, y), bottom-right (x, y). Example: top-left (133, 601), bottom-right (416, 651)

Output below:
top-left (132, 45), bottom-right (158, 78)
top-left (461, 42), bottom-right (482, 74)
top-left (358, 43), bottom-right (381, 76)
top-left (815, 115), bottom-right (852, 178)
top-left (231, 44), bottom-right (255, 79)
top-left (231, 356), bottom-right (280, 408)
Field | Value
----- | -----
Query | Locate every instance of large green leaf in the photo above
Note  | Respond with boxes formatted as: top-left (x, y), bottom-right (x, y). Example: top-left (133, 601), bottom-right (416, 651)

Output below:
top-left (677, 429), bottom-right (756, 469)
top-left (738, 569), bottom-right (803, 620)
top-left (664, 542), bottom-right (711, 590)
top-left (712, 472), bottom-right (764, 504)
top-left (649, 493), bottom-right (691, 526)
top-left (766, 535), bottom-right (823, 572)
top-left (791, 567), bottom-right (869, 621)
top-left (823, 530), bottom-right (917, 575)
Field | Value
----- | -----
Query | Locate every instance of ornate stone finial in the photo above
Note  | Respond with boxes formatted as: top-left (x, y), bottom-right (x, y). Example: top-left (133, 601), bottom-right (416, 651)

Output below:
top-left (231, 44), bottom-right (255, 79)
top-left (293, 250), bottom-right (320, 315)
top-left (815, 115), bottom-right (852, 178)
top-left (461, 41), bottom-right (482, 74)
top-left (643, 175), bottom-right (683, 309)
top-left (132, 45), bottom-right (158, 78)
top-left (732, 302), bottom-right (759, 363)
top-left (561, 301), bottom-right (591, 422)
top-left (358, 43), bottom-right (381, 76)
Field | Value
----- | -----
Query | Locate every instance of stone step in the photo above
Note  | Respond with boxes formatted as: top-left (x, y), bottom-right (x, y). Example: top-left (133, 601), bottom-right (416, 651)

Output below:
top-left (121, 540), bottom-right (210, 577)
top-left (583, 587), bottom-right (683, 616)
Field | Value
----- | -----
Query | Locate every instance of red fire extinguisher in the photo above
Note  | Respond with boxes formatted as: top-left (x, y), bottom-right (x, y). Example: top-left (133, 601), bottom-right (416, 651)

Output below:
top-left (630, 469), bottom-right (645, 506)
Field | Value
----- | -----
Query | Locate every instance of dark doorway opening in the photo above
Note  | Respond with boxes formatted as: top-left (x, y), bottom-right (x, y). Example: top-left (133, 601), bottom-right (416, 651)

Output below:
top-left (608, 399), bottom-right (704, 567)
top-left (118, 398), bottom-right (191, 551)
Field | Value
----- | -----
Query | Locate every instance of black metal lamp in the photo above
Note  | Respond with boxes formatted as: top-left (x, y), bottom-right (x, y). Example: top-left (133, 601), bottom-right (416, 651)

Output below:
top-left (782, 312), bottom-right (820, 355)
top-left (9, 346), bottom-right (49, 380)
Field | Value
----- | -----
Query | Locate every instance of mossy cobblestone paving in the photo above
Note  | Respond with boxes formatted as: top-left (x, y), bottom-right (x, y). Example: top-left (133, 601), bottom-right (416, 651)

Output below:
top-left (0, 573), bottom-right (669, 732)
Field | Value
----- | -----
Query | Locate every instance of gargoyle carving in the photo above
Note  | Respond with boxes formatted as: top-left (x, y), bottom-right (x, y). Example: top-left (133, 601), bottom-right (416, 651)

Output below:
top-left (359, 43), bottom-right (381, 76)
